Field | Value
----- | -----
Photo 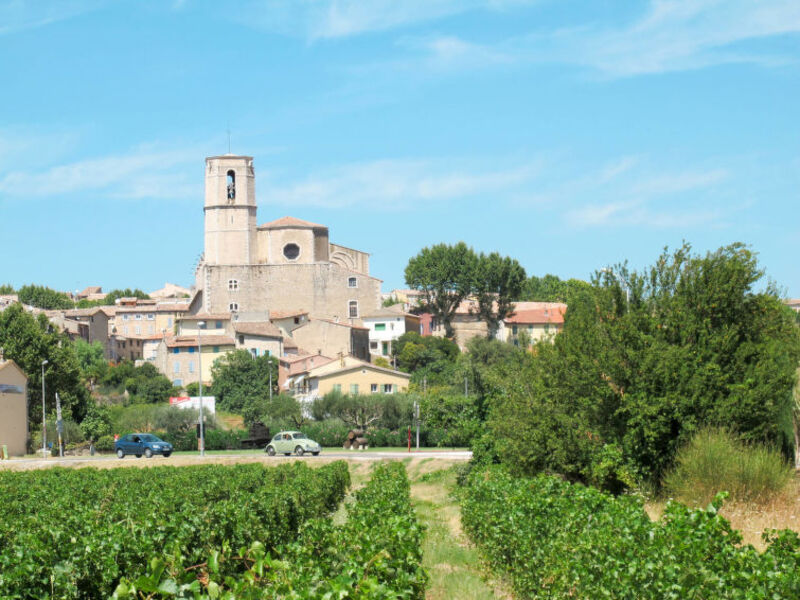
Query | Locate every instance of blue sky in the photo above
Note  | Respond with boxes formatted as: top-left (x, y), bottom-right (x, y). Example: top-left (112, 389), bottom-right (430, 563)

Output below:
top-left (1, 0), bottom-right (798, 297)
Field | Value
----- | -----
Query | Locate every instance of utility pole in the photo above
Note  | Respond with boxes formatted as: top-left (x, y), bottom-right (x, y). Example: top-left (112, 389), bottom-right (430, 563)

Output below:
top-left (197, 321), bottom-right (206, 457)
top-left (41, 359), bottom-right (48, 458)
top-left (55, 392), bottom-right (64, 457)
top-left (414, 401), bottom-right (420, 450)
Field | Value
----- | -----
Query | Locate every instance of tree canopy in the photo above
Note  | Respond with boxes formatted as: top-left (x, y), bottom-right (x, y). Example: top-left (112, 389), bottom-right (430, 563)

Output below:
top-left (485, 243), bottom-right (800, 487)
top-left (17, 284), bottom-right (74, 310)
top-left (209, 350), bottom-right (278, 422)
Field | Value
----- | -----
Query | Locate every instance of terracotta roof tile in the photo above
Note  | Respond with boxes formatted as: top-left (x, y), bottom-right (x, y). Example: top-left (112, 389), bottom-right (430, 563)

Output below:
top-left (165, 335), bottom-right (235, 348)
top-left (233, 322), bottom-right (283, 338)
top-left (269, 309), bottom-right (309, 319)
top-left (257, 216), bottom-right (327, 230)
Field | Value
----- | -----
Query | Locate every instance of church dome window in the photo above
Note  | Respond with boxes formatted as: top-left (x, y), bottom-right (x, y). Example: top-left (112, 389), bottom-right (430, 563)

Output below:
top-left (283, 243), bottom-right (300, 260)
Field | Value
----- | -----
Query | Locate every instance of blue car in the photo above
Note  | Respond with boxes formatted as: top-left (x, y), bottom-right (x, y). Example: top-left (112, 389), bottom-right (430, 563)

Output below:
top-left (115, 433), bottom-right (173, 458)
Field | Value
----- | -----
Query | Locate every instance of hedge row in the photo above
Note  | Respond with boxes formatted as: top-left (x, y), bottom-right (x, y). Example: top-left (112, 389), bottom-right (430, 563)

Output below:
top-left (462, 467), bottom-right (800, 599)
top-left (114, 461), bottom-right (428, 599)
top-left (0, 461), bottom-right (349, 599)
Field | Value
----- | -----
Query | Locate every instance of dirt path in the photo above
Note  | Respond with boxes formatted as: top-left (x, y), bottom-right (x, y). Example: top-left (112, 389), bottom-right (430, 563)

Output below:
top-left (407, 464), bottom-right (510, 600)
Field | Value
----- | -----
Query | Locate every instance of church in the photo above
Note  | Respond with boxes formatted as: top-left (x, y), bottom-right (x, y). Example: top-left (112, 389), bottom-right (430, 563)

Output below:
top-left (193, 155), bottom-right (382, 322)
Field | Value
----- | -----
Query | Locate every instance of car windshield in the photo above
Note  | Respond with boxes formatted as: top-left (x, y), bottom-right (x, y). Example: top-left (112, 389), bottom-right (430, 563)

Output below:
top-left (292, 433), bottom-right (306, 439)
top-left (139, 434), bottom-right (161, 442)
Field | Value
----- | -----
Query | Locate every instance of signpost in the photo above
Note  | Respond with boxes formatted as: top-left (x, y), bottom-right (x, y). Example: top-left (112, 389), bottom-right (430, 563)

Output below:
top-left (55, 392), bottom-right (64, 457)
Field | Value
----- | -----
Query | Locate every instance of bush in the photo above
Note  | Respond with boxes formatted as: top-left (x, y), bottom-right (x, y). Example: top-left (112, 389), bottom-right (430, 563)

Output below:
top-left (301, 419), bottom-right (351, 447)
top-left (664, 428), bottom-right (793, 505)
top-left (95, 435), bottom-right (115, 452)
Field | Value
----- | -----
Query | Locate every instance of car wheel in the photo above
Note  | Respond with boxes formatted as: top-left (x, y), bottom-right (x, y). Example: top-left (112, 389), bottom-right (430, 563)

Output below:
top-left (294, 446), bottom-right (304, 457)
top-left (266, 446), bottom-right (276, 456)
top-left (145, 448), bottom-right (153, 458)
top-left (116, 449), bottom-right (125, 459)
top-left (136, 454), bottom-right (142, 458)
top-left (312, 451), bottom-right (320, 456)
top-left (163, 452), bottom-right (171, 458)
top-left (284, 453), bottom-right (291, 456)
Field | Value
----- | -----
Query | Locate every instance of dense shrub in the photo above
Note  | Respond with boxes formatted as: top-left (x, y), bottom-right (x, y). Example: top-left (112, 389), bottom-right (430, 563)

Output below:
top-left (95, 434), bottom-right (114, 452)
top-left (0, 461), bottom-right (349, 598)
top-left (664, 428), bottom-right (793, 505)
top-left (115, 462), bottom-right (427, 599)
top-left (301, 419), bottom-right (351, 446)
top-left (157, 428), bottom-right (246, 451)
top-left (462, 467), bottom-right (800, 599)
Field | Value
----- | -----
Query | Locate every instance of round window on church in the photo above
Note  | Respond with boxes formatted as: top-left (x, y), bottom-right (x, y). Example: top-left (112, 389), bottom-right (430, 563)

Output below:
top-left (283, 243), bottom-right (300, 260)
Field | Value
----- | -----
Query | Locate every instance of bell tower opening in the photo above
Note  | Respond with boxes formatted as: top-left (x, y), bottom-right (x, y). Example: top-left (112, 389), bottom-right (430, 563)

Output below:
top-left (226, 170), bottom-right (236, 202)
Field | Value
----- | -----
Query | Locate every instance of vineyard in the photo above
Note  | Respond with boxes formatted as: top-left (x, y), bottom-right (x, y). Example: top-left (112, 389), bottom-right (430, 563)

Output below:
top-left (462, 468), bottom-right (800, 599)
top-left (0, 461), bottom-right (426, 599)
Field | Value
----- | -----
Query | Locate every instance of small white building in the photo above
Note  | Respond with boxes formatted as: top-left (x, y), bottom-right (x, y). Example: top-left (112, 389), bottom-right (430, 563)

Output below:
top-left (361, 306), bottom-right (421, 360)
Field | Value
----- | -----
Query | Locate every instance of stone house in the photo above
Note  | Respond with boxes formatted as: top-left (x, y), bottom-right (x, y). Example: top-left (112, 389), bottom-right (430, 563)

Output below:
top-left (361, 306), bottom-right (420, 359)
top-left (0, 357), bottom-right (28, 456)
top-left (290, 318), bottom-right (370, 362)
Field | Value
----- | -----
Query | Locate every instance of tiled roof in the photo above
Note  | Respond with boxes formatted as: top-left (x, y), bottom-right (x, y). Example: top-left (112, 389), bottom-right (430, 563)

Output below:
top-left (283, 338), bottom-right (299, 349)
top-left (257, 216), bottom-right (327, 230)
top-left (180, 313), bottom-right (231, 321)
top-left (165, 335), bottom-right (235, 348)
top-left (307, 357), bottom-right (411, 380)
top-left (361, 306), bottom-right (418, 319)
top-left (116, 303), bottom-right (189, 314)
top-left (233, 322), bottom-right (283, 338)
top-left (314, 318), bottom-right (369, 331)
top-left (78, 286), bottom-right (102, 297)
top-left (504, 307), bottom-right (566, 325)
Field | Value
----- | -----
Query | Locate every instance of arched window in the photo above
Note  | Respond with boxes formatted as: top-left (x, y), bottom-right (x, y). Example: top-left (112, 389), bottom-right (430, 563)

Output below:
top-left (226, 170), bottom-right (236, 201)
top-left (348, 276), bottom-right (357, 288)
top-left (348, 300), bottom-right (358, 318)
top-left (229, 302), bottom-right (239, 312)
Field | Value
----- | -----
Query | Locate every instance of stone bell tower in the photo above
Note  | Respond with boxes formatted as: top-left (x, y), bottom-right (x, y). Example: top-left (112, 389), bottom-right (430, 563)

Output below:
top-left (203, 155), bottom-right (257, 265)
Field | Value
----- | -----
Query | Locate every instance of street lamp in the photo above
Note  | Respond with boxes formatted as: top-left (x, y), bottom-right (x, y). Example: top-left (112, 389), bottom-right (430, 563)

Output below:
top-left (41, 359), bottom-right (48, 458)
top-left (197, 321), bottom-right (206, 457)
top-left (601, 267), bottom-right (630, 304)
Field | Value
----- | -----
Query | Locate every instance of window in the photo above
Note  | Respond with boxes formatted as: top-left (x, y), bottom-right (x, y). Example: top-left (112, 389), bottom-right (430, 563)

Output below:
top-left (213, 346), bottom-right (219, 353)
top-left (216, 320), bottom-right (222, 329)
top-left (382, 384), bottom-right (394, 393)
top-left (250, 348), bottom-right (257, 358)
top-left (349, 300), bottom-right (358, 318)
top-left (333, 384), bottom-right (342, 393)
top-left (173, 379), bottom-right (182, 387)
top-left (135, 326), bottom-right (141, 335)
top-left (188, 361), bottom-right (194, 373)
top-left (374, 323), bottom-right (386, 331)
top-left (229, 302), bottom-right (239, 312)
top-left (544, 323), bottom-right (550, 333)
top-left (370, 383), bottom-right (378, 393)
top-left (512, 325), bottom-right (518, 335)
top-left (135, 314), bottom-right (142, 320)
top-left (228, 279), bottom-right (239, 291)
top-left (348, 277), bottom-right (357, 288)
top-left (147, 314), bottom-right (154, 320)
top-left (173, 362), bottom-right (180, 374)
top-left (350, 384), bottom-right (359, 395)
top-left (168, 317), bottom-right (173, 327)
top-left (369, 341), bottom-right (378, 350)
top-left (283, 243), bottom-right (300, 260)
top-left (123, 326), bottom-right (128, 334)
top-left (122, 314), bottom-right (129, 321)
top-left (226, 169), bottom-right (236, 200)
top-left (188, 347), bottom-right (195, 353)
top-left (238, 335), bottom-right (245, 344)
top-left (173, 348), bottom-right (179, 354)
top-left (294, 316), bottom-right (300, 324)
top-left (381, 342), bottom-right (389, 356)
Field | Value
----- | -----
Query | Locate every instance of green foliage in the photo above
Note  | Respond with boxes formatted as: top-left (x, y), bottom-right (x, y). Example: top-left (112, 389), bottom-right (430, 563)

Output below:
top-left (299, 418), bottom-right (352, 446)
top-left (405, 241), bottom-right (479, 337)
top-left (382, 295), bottom-right (402, 307)
top-left (420, 392), bottom-right (482, 447)
top-left (16, 283), bottom-right (74, 309)
top-left (0, 283), bottom-right (14, 294)
top-left (373, 356), bottom-right (390, 368)
top-left (95, 434), bottom-right (115, 451)
top-left (79, 401), bottom-right (113, 441)
top-left (109, 403), bottom-right (215, 436)
top-left (74, 339), bottom-right (108, 385)
top-left (99, 360), bottom-right (178, 404)
top-left (114, 462), bottom-right (426, 599)
top-left (392, 331), bottom-right (460, 383)
top-left (521, 273), bottom-right (591, 303)
top-left (474, 251), bottom-right (526, 338)
top-left (485, 243), bottom-right (800, 487)
top-left (246, 393), bottom-right (304, 431)
top-left (102, 288), bottom-right (150, 304)
top-left (209, 350), bottom-right (277, 414)
top-left (0, 461), bottom-right (350, 598)
top-left (462, 468), bottom-right (800, 599)
top-left (310, 391), bottom-right (396, 430)
top-left (0, 303), bottom-right (90, 425)
top-left (664, 428), bottom-right (793, 505)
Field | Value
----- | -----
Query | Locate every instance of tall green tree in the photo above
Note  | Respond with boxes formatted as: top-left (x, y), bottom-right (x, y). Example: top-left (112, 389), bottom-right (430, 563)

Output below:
top-left (485, 243), bottom-right (800, 486)
top-left (0, 284), bottom-right (14, 294)
top-left (209, 350), bottom-right (278, 416)
top-left (0, 303), bottom-right (90, 427)
top-left (474, 252), bottom-right (526, 338)
top-left (17, 284), bottom-right (74, 310)
top-left (404, 242), bottom-right (478, 338)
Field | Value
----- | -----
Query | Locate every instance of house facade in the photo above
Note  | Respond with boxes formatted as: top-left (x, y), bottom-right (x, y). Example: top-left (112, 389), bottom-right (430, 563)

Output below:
top-left (0, 358), bottom-right (28, 456)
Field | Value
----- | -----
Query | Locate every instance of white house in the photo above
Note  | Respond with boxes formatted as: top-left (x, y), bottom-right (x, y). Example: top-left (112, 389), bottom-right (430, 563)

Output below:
top-left (360, 306), bottom-right (421, 360)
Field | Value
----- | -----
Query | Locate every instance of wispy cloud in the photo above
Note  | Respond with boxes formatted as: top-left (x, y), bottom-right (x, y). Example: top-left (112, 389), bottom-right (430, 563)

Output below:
top-left (396, 0), bottom-right (800, 77)
top-left (232, 0), bottom-right (536, 40)
top-left (260, 157), bottom-right (543, 209)
top-left (0, 144), bottom-right (202, 200)
top-left (0, 0), bottom-right (104, 35)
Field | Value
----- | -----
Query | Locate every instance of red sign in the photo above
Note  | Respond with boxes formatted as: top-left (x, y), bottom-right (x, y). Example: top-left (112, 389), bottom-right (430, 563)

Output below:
top-left (169, 396), bottom-right (190, 405)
